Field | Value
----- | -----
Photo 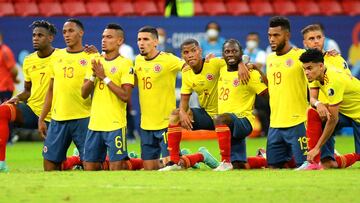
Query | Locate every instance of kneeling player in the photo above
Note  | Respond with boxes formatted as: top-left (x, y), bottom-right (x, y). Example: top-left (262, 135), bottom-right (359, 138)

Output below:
top-left (214, 39), bottom-right (268, 171)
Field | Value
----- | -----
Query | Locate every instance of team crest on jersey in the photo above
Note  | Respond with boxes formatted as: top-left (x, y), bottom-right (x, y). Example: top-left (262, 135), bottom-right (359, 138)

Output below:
top-left (43, 146), bottom-right (48, 153)
top-left (153, 64), bottom-right (162, 73)
top-left (286, 59), bottom-right (293, 67)
top-left (110, 66), bottom-right (118, 74)
top-left (206, 73), bottom-right (215, 81)
top-left (79, 59), bottom-right (87, 66)
top-left (233, 78), bottom-right (240, 87)
top-left (328, 88), bottom-right (335, 96)
top-left (129, 67), bottom-right (134, 74)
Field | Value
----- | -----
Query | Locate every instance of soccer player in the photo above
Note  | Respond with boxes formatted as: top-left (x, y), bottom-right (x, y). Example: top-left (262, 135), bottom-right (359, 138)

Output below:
top-left (135, 26), bottom-right (184, 170)
top-left (81, 23), bottom-right (142, 171)
top-left (265, 16), bottom-right (308, 168)
top-left (38, 19), bottom-right (96, 171)
top-left (299, 49), bottom-right (360, 169)
top-left (160, 38), bottom-right (224, 171)
top-left (214, 39), bottom-right (268, 171)
top-left (300, 24), bottom-right (356, 169)
top-left (0, 20), bottom-right (58, 172)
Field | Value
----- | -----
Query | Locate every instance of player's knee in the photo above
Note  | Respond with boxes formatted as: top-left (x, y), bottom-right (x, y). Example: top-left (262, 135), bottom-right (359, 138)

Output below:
top-left (214, 114), bottom-right (228, 126)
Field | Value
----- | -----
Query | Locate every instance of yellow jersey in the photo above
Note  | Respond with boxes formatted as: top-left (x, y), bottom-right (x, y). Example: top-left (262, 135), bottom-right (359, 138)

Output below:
top-left (318, 68), bottom-right (360, 123)
top-left (218, 67), bottom-right (267, 128)
top-left (309, 54), bottom-right (352, 104)
top-left (181, 58), bottom-right (225, 117)
top-left (266, 48), bottom-right (308, 128)
top-left (135, 52), bottom-right (184, 130)
top-left (23, 49), bottom-right (60, 122)
top-left (50, 49), bottom-right (95, 121)
top-left (86, 55), bottom-right (134, 131)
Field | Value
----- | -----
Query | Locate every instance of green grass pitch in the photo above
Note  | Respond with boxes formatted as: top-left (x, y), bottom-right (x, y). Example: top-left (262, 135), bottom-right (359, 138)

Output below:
top-left (1, 136), bottom-right (360, 203)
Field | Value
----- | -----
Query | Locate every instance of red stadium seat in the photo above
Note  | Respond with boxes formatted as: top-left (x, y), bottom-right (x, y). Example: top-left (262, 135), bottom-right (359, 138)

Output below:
top-left (0, 2), bottom-right (15, 16)
top-left (249, 0), bottom-right (274, 16)
top-left (86, 2), bottom-right (112, 16)
top-left (194, 0), bottom-right (206, 16)
top-left (62, 2), bottom-right (88, 16)
top-left (295, 0), bottom-right (321, 16)
top-left (156, 0), bottom-right (165, 14)
top-left (38, 2), bottom-right (63, 16)
top-left (341, 0), bottom-right (360, 16)
top-left (133, 1), bottom-right (161, 16)
top-left (273, 0), bottom-right (298, 16)
top-left (318, 0), bottom-right (343, 16)
top-left (110, 1), bottom-right (136, 16)
top-left (202, 1), bottom-right (228, 16)
top-left (225, 0), bottom-right (252, 16)
top-left (14, 2), bottom-right (39, 16)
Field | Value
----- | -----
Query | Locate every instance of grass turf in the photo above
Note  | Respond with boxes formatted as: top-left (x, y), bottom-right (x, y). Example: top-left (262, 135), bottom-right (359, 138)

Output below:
top-left (1, 136), bottom-right (360, 203)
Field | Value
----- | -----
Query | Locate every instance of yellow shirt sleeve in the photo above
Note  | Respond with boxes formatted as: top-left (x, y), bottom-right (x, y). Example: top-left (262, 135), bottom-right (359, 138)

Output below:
top-left (121, 59), bottom-right (135, 85)
top-left (22, 57), bottom-right (31, 82)
top-left (326, 78), bottom-right (344, 105)
top-left (248, 70), bottom-right (267, 94)
top-left (180, 66), bottom-right (193, 95)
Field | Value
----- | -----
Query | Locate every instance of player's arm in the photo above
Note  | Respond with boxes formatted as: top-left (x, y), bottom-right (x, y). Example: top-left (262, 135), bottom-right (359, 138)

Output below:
top-left (179, 94), bottom-right (193, 130)
top-left (307, 104), bottom-right (339, 162)
top-left (309, 88), bottom-right (330, 121)
top-left (38, 79), bottom-right (54, 138)
top-left (81, 77), bottom-right (95, 99)
top-left (5, 81), bottom-right (32, 104)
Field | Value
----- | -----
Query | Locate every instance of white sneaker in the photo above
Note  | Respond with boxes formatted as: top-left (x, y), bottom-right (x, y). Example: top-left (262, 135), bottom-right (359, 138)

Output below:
top-left (213, 161), bottom-right (233, 171)
top-left (158, 164), bottom-right (182, 171)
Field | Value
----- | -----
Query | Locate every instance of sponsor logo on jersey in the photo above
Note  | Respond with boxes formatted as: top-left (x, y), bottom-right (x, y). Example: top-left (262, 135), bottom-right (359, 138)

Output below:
top-left (154, 64), bottom-right (162, 73)
top-left (129, 67), bottom-right (134, 74)
top-left (328, 88), bottom-right (335, 96)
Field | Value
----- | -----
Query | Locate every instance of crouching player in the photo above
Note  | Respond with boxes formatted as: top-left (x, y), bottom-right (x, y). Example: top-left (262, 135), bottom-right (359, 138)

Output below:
top-left (81, 24), bottom-right (142, 171)
top-left (299, 49), bottom-right (360, 170)
top-left (214, 39), bottom-right (268, 171)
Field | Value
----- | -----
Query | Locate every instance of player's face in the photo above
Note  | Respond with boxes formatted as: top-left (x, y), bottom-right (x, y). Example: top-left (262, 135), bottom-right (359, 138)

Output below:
top-left (137, 32), bottom-right (158, 56)
top-left (303, 62), bottom-right (323, 82)
top-left (303, 30), bottom-right (325, 51)
top-left (63, 22), bottom-right (83, 48)
top-left (181, 43), bottom-right (202, 68)
top-left (102, 29), bottom-right (122, 54)
top-left (268, 26), bottom-right (288, 52)
top-left (32, 27), bottom-right (52, 51)
top-left (223, 42), bottom-right (242, 66)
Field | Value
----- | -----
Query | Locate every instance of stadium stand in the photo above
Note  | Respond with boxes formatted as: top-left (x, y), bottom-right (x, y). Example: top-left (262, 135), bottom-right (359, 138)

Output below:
top-left (62, 1), bottom-right (88, 16)
top-left (225, 0), bottom-right (252, 16)
top-left (0, 2), bottom-right (15, 16)
top-left (86, 1), bottom-right (112, 16)
top-left (295, 0), bottom-right (321, 16)
top-left (38, 2), bottom-right (63, 17)
top-left (14, 1), bottom-right (39, 16)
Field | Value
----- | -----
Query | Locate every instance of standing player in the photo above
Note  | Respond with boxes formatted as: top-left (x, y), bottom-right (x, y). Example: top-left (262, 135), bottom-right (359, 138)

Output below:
top-left (160, 39), bottom-right (224, 171)
top-left (214, 39), bottom-right (268, 171)
top-left (38, 19), bottom-right (95, 171)
top-left (0, 20), bottom-right (58, 172)
top-left (265, 16), bottom-right (308, 168)
top-left (81, 24), bottom-right (141, 171)
top-left (135, 26), bottom-right (184, 170)
top-left (299, 49), bottom-right (360, 169)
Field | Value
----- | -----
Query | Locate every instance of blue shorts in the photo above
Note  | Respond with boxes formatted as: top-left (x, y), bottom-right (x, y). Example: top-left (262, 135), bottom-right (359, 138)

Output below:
top-left (191, 108), bottom-right (215, 130)
top-left (84, 128), bottom-right (128, 162)
top-left (43, 117), bottom-right (89, 163)
top-left (228, 114), bottom-right (253, 162)
top-left (139, 128), bottom-right (168, 160)
top-left (267, 122), bottom-right (307, 167)
top-left (321, 113), bottom-right (360, 160)
top-left (15, 102), bottom-right (46, 129)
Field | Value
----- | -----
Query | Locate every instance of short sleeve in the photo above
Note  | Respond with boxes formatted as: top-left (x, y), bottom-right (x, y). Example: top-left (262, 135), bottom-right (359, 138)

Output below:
top-left (121, 59), bottom-right (135, 86)
top-left (169, 54), bottom-right (184, 73)
top-left (326, 79), bottom-right (344, 105)
top-left (180, 67), bottom-right (192, 95)
top-left (22, 58), bottom-right (31, 82)
top-left (248, 70), bottom-right (267, 94)
top-left (309, 80), bottom-right (320, 89)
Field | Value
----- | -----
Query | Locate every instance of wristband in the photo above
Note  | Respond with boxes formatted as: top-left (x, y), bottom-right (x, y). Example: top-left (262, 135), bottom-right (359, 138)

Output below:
top-left (314, 101), bottom-right (321, 108)
top-left (103, 77), bottom-right (111, 85)
top-left (89, 75), bottom-right (95, 82)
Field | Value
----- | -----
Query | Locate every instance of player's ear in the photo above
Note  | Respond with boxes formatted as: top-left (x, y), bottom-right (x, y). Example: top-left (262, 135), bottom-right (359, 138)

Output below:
top-left (79, 29), bottom-right (84, 38)
top-left (286, 31), bottom-right (291, 40)
top-left (302, 40), bottom-right (306, 48)
top-left (118, 37), bottom-right (124, 46)
top-left (48, 34), bottom-right (54, 43)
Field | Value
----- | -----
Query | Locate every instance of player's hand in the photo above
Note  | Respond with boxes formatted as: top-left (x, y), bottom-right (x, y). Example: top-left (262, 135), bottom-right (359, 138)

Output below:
top-left (316, 103), bottom-right (331, 121)
top-left (84, 44), bottom-right (98, 54)
top-left (38, 120), bottom-right (47, 139)
top-left (238, 62), bottom-right (250, 84)
top-left (205, 53), bottom-right (216, 62)
top-left (179, 109), bottom-right (193, 130)
top-left (4, 96), bottom-right (19, 104)
top-left (307, 147), bottom-right (320, 162)
top-left (326, 49), bottom-right (339, 56)
top-left (92, 59), bottom-right (106, 80)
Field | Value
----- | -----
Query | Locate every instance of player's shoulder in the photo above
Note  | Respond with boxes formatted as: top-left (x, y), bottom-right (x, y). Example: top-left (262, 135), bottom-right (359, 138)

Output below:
top-left (117, 55), bottom-right (133, 65)
top-left (291, 47), bottom-right (305, 56)
top-left (159, 51), bottom-right (179, 60)
top-left (182, 64), bottom-right (192, 73)
top-left (24, 51), bottom-right (38, 61)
